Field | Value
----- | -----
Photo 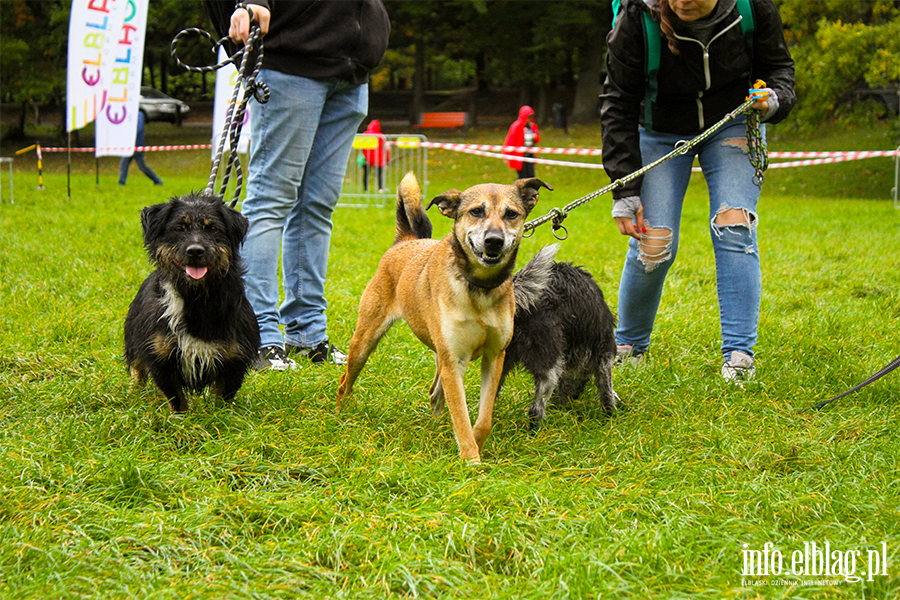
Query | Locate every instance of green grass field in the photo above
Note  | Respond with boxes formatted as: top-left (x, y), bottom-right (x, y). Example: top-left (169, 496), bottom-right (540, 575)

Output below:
top-left (1, 119), bottom-right (899, 599)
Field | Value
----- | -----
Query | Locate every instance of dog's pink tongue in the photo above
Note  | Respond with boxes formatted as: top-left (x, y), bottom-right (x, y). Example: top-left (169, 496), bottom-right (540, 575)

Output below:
top-left (185, 266), bottom-right (208, 280)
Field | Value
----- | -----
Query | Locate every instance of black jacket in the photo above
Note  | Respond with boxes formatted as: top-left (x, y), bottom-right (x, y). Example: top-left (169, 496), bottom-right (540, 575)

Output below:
top-left (601, 0), bottom-right (795, 199)
top-left (206, 0), bottom-right (390, 85)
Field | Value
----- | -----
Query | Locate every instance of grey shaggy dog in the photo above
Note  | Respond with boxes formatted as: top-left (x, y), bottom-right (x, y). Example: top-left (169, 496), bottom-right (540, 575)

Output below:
top-left (501, 245), bottom-right (619, 429)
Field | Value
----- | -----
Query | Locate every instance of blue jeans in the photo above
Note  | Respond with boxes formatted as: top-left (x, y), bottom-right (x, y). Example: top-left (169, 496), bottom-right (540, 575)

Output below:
top-left (241, 70), bottom-right (368, 349)
top-left (118, 152), bottom-right (162, 185)
top-left (616, 116), bottom-right (763, 359)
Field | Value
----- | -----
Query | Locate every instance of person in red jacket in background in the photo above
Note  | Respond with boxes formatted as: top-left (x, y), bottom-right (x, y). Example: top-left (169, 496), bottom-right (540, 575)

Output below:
top-left (362, 119), bottom-right (390, 192)
top-left (504, 105), bottom-right (540, 179)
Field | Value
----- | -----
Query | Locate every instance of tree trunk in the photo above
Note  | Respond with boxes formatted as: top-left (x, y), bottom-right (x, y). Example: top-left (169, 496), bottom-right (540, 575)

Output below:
top-left (571, 5), bottom-right (612, 124)
top-left (570, 33), bottom-right (604, 124)
top-left (475, 52), bottom-right (489, 93)
top-left (160, 57), bottom-right (169, 95)
top-left (536, 82), bottom-right (549, 126)
top-left (145, 61), bottom-right (156, 90)
top-left (517, 82), bottom-right (532, 110)
top-left (12, 101), bottom-right (27, 139)
top-left (410, 36), bottom-right (426, 124)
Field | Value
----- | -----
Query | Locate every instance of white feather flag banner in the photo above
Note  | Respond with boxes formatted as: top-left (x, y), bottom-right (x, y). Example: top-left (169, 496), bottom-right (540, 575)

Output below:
top-left (95, 0), bottom-right (150, 157)
top-left (66, 0), bottom-right (128, 132)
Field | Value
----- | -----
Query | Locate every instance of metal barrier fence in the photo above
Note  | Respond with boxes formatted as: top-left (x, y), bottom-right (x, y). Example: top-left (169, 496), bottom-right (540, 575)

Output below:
top-left (894, 145), bottom-right (899, 209)
top-left (339, 134), bottom-right (428, 207)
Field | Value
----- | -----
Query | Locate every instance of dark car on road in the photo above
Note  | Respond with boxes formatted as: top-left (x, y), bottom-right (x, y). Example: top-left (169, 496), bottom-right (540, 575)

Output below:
top-left (139, 87), bottom-right (190, 125)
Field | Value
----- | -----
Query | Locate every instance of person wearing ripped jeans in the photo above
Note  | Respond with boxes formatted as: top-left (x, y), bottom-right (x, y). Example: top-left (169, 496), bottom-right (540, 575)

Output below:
top-left (601, 0), bottom-right (795, 381)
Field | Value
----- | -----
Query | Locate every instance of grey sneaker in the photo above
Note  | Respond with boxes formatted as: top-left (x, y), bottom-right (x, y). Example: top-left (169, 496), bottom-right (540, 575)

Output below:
top-left (253, 345), bottom-right (298, 372)
top-left (287, 339), bottom-right (348, 365)
top-left (615, 344), bottom-right (645, 366)
top-left (722, 351), bottom-right (755, 382)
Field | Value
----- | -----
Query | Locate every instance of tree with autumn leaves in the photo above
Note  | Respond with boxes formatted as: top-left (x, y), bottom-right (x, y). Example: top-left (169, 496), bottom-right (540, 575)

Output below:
top-left (779, 0), bottom-right (899, 133)
top-left (1, 0), bottom-right (897, 140)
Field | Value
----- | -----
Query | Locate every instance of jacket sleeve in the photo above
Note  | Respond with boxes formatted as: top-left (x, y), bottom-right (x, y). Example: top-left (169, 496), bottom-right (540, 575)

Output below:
top-left (600, 1), bottom-right (648, 200)
top-left (750, 0), bottom-right (795, 124)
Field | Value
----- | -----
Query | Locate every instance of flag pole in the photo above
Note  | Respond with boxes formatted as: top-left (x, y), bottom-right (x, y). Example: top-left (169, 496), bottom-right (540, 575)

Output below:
top-left (67, 131), bottom-right (72, 201)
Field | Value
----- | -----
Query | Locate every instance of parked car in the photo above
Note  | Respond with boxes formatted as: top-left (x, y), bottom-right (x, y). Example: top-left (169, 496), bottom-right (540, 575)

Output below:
top-left (139, 87), bottom-right (190, 124)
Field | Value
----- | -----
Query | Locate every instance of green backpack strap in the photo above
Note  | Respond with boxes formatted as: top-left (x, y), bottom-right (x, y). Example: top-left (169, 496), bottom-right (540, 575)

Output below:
top-left (643, 11), bottom-right (661, 130)
top-left (641, 0), bottom-right (755, 130)
top-left (736, 0), bottom-right (755, 56)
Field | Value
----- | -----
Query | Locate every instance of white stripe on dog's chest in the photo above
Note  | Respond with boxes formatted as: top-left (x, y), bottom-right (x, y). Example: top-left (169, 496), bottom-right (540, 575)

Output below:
top-left (159, 282), bottom-right (230, 383)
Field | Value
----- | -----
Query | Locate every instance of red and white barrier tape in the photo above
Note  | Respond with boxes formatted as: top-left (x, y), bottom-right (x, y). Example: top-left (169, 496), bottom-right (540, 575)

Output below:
top-left (769, 150), bottom-right (900, 159)
top-left (22, 142), bottom-right (900, 170)
top-left (441, 144), bottom-right (607, 169)
top-left (39, 144), bottom-right (213, 153)
top-left (767, 152), bottom-right (900, 169)
top-left (421, 142), bottom-right (604, 156)
top-left (421, 141), bottom-right (900, 169)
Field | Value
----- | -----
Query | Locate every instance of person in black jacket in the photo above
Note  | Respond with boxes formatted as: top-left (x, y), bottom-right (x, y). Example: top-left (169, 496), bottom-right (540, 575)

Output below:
top-left (214, 0), bottom-right (390, 371)
top-left (601, 0), bottom-right (794, 382)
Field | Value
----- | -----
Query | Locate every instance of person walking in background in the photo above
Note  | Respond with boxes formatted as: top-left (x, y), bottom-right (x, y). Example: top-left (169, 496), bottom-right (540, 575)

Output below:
top-left (216, 0), bottom-right (390, 371)
top-left (601, 0), bottom-right (795, 382)
top-left (118, 110), bottom-right (163, 186)
top-left (504, 105), bottom-right (540, 179)
top-left (362, 119), bottom-right (390, 193)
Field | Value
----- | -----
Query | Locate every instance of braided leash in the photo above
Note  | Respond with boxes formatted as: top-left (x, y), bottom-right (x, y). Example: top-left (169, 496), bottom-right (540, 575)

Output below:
top-left (170, 5), bottom-right (268, 207)
top-left (524, 94), bottom-right (766, 239)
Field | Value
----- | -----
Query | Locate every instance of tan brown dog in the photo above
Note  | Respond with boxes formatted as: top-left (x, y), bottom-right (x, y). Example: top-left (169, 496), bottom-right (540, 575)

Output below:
top-left (336, 173), bottom-right (550, 463)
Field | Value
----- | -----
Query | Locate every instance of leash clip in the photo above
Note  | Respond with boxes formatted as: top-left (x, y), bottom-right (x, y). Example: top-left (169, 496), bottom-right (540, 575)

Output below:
top-left (549, 208), bottom-right (569, 241)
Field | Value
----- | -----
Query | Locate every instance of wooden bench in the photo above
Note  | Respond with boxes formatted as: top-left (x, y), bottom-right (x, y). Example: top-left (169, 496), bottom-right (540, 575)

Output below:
top-left (414, 112), bottom-right (469, 131)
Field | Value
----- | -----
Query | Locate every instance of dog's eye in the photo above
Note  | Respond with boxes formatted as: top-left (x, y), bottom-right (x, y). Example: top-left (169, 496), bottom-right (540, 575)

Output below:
top-left (469, 206), bottom-right (485, 218)
top-left (504, 209), bottom-right (520, 221)
top-left (173, 224), bottom-right (186, 232)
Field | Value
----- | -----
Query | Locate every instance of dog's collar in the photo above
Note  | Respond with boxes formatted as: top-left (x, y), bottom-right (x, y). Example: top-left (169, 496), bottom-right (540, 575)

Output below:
top-left (462, 273), bottom-right (504, 291)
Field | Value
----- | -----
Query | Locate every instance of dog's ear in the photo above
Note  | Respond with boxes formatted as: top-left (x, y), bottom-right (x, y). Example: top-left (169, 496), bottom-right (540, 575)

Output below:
top-left (515, 178), bottom-right (552, 214)
top-left (140, 201), bottom-right (174, 248)
top-left (220, 203), bottom-right (250, 252)
top-left (427, 190), bottom-right (462, 219)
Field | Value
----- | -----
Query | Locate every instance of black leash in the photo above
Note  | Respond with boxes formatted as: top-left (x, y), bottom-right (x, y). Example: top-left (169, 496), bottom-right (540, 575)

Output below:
top-left (797, 354), bottom-right (900, 413)
top-left (170, 5), bottom-right (268, 207)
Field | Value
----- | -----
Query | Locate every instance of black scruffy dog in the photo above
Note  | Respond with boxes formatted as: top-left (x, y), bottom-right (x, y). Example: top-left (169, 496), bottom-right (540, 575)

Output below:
top-left (124, 193), bottom-right (260, 413)
top-left (501, 244), bottom-right (618, 429)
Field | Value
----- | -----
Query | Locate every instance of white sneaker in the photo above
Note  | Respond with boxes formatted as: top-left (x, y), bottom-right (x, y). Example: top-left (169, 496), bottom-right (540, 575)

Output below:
top-left (615, 344), bottom-right (645, 366)
top-left (722, 351), bottom-right (755, 382)
top-left (287, 339), bottom-right (348, 365)
top-left (253, 345), bottom-right (298, 372)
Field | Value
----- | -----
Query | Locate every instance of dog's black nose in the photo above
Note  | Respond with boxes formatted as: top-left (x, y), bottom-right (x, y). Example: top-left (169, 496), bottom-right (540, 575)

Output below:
top-left (483, 233), bottom-right (504, 256)
top-left (186, 244), bottom-right (205, 258)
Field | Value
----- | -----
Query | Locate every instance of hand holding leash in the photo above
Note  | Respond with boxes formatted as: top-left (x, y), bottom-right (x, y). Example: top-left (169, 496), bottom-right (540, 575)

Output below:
top-left (230, 3), bottom-right (270, 46)
top-left (748, 79), bottom-right (773, 114)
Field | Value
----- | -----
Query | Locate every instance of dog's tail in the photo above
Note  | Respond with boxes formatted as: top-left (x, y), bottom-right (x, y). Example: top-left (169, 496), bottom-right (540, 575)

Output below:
top-left (395, 172), bottom-right (432, 243)
top-left (513, 244), bottom-right (559, 312)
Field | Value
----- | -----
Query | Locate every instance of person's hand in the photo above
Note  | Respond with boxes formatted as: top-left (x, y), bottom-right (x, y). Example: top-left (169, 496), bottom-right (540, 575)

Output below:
top-left (615, 211), bottom-right (644, 240)
top-left (611, 197), bottom-right (644, 240)
top-left (749, 87), bottom-right (774, 114)
top-left (230, 4), bottom-right (270, 45)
